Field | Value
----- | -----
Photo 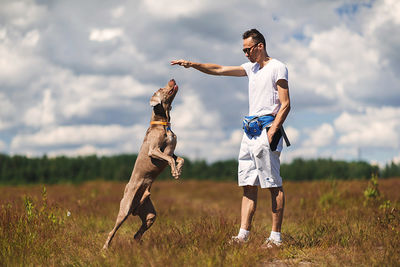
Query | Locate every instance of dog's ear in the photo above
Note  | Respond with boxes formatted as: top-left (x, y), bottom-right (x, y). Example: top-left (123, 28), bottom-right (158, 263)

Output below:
top-left (150, 92), bottom-right (162, 107)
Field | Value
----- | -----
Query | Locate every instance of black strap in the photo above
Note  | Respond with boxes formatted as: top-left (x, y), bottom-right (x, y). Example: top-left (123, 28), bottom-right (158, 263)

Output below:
top-left (280, 126), bottom-right (291, 147)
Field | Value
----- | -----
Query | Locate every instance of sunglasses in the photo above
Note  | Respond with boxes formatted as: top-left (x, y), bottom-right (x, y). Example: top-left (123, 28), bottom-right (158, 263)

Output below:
top-left (242, 43), bottom-right (259, 54)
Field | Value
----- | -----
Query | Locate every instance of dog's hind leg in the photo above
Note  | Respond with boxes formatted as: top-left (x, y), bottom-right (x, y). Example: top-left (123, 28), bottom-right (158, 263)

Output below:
top-left (133, 196), bottom-right (156, 241)
top-left (103, 181), bottom-right (144, 249)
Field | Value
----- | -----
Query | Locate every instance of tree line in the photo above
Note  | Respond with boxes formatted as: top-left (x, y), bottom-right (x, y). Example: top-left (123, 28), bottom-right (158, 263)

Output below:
top-left (0, 153), bottom-right (398, 185)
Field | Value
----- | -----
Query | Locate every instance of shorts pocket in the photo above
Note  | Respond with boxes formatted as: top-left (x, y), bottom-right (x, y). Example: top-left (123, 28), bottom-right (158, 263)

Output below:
top-left (266, 128), bottom-right (282, 151)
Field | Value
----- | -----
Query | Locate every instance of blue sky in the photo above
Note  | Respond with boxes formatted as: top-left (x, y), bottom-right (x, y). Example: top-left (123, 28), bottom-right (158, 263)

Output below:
top-left (0, 0), bottom-right (399, 166)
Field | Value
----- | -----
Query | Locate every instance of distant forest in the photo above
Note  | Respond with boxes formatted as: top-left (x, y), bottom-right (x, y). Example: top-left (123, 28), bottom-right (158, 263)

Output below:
top-left (0, 153), bottom-right (399, 185)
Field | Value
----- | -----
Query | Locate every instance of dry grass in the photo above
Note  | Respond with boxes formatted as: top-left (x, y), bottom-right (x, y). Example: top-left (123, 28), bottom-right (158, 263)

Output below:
top-left (0, 178), bottom-right (399, 266)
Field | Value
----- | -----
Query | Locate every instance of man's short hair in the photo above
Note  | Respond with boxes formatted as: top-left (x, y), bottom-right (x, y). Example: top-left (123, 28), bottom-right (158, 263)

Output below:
top-left (242, 29), bottom-right (266, 50)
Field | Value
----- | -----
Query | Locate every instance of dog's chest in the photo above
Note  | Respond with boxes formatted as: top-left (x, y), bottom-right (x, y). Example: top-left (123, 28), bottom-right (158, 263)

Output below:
top-left (165, 130), bottom-right (176, 144)
top-left (159, 129), bottom-right (176, 154)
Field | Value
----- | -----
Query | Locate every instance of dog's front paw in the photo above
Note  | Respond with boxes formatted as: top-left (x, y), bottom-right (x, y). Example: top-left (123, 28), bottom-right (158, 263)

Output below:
top-left (175, 157), bottom-right (184, 179)
top-left (172, 171), bottom-right (180, 179)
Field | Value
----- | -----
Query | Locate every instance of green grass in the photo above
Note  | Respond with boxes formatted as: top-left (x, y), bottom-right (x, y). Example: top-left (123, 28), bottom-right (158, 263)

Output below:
top-left (0, 178), bottom-right (399, 266)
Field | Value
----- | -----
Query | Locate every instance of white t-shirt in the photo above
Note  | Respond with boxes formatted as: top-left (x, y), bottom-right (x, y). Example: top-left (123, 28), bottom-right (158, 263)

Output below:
top-left (241, 59), bottom-right (288, 116)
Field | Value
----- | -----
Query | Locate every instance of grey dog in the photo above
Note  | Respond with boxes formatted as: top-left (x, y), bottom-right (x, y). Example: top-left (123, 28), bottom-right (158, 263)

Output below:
top-left (103, 79), bottom-right (184, 249)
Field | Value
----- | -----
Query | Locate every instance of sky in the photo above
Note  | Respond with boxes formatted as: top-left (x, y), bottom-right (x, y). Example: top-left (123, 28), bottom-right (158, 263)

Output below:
top-left (0, 0), bottom-right (399, 166)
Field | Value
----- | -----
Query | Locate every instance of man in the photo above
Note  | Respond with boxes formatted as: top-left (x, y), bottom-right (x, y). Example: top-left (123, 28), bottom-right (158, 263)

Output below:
top-left (171, 28), bottom-right (290, 248)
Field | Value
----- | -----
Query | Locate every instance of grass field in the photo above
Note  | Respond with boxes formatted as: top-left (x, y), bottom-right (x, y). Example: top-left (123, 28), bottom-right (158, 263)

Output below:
top-left (0, 177), bottom-right (399, 266)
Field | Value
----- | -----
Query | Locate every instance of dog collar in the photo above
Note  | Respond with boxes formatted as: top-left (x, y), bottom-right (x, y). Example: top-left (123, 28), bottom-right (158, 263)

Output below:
top-left (150, 121), bottom-right (171, 126)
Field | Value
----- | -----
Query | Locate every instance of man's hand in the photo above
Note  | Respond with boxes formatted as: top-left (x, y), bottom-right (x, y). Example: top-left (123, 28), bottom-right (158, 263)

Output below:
top-left (267, 126), bottom-right (278, 144)
top-left (171, 59), bottom-right (191, 68)
top-left (171, 60), bottom-right (246, 76)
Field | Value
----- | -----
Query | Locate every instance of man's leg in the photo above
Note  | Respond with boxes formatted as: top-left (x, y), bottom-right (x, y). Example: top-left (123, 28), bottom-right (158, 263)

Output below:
top-left (269, 186), bottom-right (284, 231)
top-left (231, 185), bottom-right (258, 243)
top-left (262, 186), bottom-right (284, 248)
top-left (241, 185), bottom-right (258, 230)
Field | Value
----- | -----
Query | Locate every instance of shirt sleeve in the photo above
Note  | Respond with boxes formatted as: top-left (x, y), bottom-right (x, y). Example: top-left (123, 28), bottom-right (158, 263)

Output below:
top-left (275, 62), bottom-right (288, 82)
top-left (241, 62), bottom-right (253, 76)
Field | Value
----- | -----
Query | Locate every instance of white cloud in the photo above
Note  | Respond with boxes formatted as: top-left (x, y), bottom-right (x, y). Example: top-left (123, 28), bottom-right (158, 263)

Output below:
top-left (111, 6), bottom-right (125, 19)
top-left (89, 28), bottom-right (124, 42)
top-left (361, 0), bottom-right (400, 85)
top-left (334, 107), bottom-right (400, 148)
top-left (171, 89), bottom-right (236, 161)
top-left (0, 26), bottom-right (45, 87)
top-left (0, 28), bottom-right (6, 40)
top-left (57, 73), bottom-right (150, 118)
top-left (0, 120), bottom-right (9, 131)
top-left (26, 68), bottom-right (153, 121)
top-left (24, 89), bottom-right (55, 127)
top-left (364, 0), bottom-right (400, 34)
top-left (0, 0), bottom-right (47, 28)
top-left (303, 123), bottom-right (335, 148)
top-left (210, 129), bottom-right (242, 160)
top-left (0, 45), bottom-right (32, 86)
top-left (142, 0), bottom-right (206, 18)
top-left (285, 24), bottom-right (383, 111)
top-left (278, 0), bottom-right (400, 113)
top-left (285, 126), bottom-right (300, 145)
top-left (10, 124), bottom-right (147, 151)
top-left (21, 29), bottom-right (40, 47)
top-left (172, 90), bottom-right (222, 131)
top-left (0, 92), bottom-right (15, 130)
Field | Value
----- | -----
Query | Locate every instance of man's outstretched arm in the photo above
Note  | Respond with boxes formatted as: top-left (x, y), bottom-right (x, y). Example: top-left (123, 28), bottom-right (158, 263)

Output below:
top-left (171, 59), bottom-right (246, 77)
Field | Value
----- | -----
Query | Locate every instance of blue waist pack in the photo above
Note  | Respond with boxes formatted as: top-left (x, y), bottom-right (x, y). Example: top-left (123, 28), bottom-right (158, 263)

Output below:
top-left (242, 115), bottom-right (275, 139)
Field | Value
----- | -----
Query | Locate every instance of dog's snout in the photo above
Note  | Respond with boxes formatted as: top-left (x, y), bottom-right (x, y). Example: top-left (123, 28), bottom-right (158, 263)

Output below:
top-left (168, 79), bottom-right (176, 87)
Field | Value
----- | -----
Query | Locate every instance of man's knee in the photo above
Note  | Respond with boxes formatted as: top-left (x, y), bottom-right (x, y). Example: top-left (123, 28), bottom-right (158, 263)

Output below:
top-left (243, 185), bottom-right (258, 199)
top-left (269, 187), bottom-right (285, 212)
top-left (269, 186), bottom-right (284, 195)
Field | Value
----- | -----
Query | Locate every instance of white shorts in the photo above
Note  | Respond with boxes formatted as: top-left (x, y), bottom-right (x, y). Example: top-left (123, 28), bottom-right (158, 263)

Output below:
top-left (238, 129), bottom-right (283, 188)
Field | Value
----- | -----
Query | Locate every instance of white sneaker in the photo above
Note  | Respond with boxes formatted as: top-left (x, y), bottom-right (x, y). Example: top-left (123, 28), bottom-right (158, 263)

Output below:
top-left (229, 235), bottom-right (248, 244)
top-left (261, 237), bottom-right (282, 249)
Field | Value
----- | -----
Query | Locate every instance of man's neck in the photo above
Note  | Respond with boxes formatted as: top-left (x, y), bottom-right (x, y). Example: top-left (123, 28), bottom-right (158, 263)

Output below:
top-left (257, 53), bottom-right (270, 69)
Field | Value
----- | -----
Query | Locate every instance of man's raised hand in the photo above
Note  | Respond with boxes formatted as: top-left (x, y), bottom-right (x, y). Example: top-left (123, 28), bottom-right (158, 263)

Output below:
top-left (171, 59), bottom-right (191, 68)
